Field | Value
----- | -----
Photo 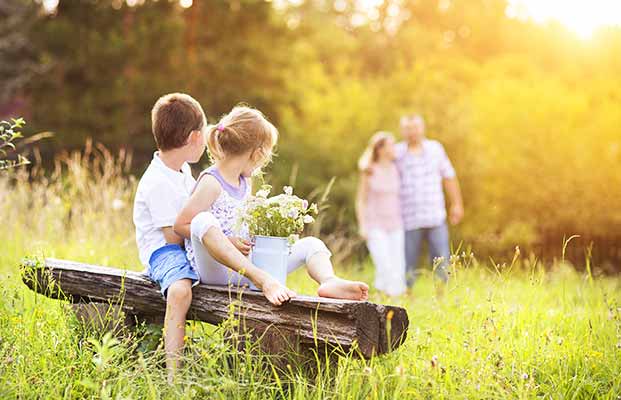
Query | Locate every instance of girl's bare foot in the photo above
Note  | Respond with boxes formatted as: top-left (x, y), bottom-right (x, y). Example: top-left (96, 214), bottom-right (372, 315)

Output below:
top-left (317, 277), bottom-right (369, 301)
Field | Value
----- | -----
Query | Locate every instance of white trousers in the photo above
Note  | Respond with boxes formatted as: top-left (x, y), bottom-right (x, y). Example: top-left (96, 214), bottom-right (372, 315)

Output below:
top-left (366, 228), bottom-right (407, 296)
top-left (190, 211), bottom-right (331, 286)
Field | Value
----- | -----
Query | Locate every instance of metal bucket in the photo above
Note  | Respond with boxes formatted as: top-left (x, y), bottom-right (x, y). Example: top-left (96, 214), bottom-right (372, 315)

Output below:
top-left (251, 235), bottom-right (290, 286)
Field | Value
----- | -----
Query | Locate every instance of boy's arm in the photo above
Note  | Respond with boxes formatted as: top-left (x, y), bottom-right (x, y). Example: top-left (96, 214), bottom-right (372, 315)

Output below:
top-left (161, 227), bottom-right (184, 245)
top-left (174, 176), bottom-right (221, 239)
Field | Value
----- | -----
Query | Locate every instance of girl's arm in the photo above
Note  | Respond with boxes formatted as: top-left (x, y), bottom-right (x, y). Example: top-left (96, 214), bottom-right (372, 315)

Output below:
top-left (174, 175), bottom-right (221, 239)
top-left (355, 171), bottom-right (369, 239)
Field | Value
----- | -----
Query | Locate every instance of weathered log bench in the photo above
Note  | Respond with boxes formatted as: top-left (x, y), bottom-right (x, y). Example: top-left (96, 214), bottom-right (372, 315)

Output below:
top-left (21, 258), bottom-right (409, 359)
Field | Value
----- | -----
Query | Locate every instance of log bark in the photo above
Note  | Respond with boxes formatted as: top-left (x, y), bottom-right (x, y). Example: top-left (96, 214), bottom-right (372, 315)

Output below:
top-left (21, 258), bottom-right (409, 358)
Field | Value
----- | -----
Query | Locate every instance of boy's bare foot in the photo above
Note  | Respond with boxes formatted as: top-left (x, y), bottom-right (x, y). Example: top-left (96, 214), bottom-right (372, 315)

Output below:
top-left (317, 277), bottom-right (369, 301)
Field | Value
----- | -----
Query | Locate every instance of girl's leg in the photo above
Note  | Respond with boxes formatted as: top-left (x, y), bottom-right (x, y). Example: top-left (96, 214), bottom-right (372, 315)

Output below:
top-left (288, 237), bottom-right (369, 301)
top-left (190, 211), bottom-right (251, 287)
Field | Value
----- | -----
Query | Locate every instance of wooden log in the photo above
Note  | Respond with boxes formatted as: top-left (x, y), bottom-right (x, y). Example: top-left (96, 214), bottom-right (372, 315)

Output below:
top-left (21, 258), bottom-right (409, 358)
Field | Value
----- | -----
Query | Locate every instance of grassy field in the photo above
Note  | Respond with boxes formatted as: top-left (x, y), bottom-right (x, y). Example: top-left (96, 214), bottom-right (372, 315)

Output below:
top-left (1, 152), bottom-right (620, 399)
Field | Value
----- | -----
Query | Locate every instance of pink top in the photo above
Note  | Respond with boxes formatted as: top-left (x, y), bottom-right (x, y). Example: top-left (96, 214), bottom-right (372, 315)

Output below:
top-left (363, 163), bottom-right (402, 231)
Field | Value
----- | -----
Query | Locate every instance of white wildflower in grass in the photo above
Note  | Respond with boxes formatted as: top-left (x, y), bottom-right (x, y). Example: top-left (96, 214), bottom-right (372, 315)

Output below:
top-left (111, 199), bottom-right (124, 211)
top-left (239, 185), bottom-right (318, 242)
top-left (431, 355), bottom-right (439, 368)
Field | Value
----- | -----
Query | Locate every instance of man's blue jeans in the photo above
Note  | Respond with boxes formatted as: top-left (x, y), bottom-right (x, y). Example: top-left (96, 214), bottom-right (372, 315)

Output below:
top-left (404, 223), bottom-right (450, 286)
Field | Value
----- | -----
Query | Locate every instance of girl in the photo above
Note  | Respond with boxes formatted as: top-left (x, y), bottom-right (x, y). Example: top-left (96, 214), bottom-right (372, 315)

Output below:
top-left (174, 106), bottom-right (368, 305)
top-left (356, 131), bottom-right (406, 296)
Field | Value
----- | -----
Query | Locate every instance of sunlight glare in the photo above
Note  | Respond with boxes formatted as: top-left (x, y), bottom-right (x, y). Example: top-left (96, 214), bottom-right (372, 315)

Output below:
top-left (180, 0), bottom-right (193, 9)
top-left (508, 0), bottom-right (621, 38)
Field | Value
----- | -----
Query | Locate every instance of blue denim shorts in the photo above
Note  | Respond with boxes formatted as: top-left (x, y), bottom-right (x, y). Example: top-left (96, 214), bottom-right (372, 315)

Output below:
top-left (148, 244), bottom-right (199, 297)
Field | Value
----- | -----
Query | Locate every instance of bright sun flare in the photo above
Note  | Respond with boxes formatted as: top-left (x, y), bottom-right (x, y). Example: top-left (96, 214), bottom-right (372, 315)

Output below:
top-left (356, 0), bottom-right (621, 39)
top-left (507, 0), bottom-right (621, 38)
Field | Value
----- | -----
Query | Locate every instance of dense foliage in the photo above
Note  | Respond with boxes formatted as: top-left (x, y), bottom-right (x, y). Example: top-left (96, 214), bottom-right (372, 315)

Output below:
top-left (3, 0), bottom-right (621, 266)
top-left (0, 118), bottom-right (29, 170)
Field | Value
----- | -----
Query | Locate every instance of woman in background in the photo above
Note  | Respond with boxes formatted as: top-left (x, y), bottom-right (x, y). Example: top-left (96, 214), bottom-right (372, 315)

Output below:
top-left (356, 131), bottom-right (406, 296)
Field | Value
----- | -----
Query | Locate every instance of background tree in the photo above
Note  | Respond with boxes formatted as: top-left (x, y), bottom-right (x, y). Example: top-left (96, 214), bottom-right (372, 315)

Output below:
top-left (2, 0), bottom-right (620, 268)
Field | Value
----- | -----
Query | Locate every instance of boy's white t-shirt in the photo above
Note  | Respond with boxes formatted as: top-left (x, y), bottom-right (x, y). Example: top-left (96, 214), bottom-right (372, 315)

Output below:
top-left (133, 152), bottom-right (196, 268)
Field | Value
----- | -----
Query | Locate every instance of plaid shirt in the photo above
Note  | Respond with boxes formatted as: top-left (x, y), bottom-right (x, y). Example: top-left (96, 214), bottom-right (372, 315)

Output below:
top-left (395, 140), bottom-right (456, 230)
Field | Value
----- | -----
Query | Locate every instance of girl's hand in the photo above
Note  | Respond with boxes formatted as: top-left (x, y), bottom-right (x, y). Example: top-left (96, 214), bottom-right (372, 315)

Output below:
top-left (261, 277), bottom-right (297, 306)
top-left (228, 236), bottom-right (252, 256)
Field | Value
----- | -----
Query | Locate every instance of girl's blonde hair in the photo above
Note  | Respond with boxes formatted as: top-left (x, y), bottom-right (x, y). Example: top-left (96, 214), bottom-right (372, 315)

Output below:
top-left (206, 105), bottom-right (278, 165)
top-left (358, 131), bottom-right (394, 172)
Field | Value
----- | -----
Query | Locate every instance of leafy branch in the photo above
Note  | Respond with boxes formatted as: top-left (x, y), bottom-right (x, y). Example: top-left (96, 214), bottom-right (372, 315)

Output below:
top-left (0, 117), bottom-right (30, 170)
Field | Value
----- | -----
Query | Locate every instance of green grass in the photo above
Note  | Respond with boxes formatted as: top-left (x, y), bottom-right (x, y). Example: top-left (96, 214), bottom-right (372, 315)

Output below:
top-left (1, 155), bottom-right (620, 399)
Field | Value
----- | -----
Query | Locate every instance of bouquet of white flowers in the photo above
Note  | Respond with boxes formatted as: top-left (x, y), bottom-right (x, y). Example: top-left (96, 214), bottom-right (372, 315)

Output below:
top-left (239, 185), bottom-right (318, 242)
top-left (239, 185), bottom-right (318, 285)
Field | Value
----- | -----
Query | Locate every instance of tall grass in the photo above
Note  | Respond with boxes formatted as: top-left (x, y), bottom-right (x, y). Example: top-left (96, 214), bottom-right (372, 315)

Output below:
top-left (1, 147), bottom-right (620, 399)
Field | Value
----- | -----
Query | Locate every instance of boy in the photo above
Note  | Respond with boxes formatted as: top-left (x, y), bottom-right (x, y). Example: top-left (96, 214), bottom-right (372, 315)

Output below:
top-left (133, 93), bottom-right (206, 380)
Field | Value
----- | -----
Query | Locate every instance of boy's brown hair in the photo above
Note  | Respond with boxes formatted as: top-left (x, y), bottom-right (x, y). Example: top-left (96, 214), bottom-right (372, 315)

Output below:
top-left (151, 93), bottom-right (206, 151)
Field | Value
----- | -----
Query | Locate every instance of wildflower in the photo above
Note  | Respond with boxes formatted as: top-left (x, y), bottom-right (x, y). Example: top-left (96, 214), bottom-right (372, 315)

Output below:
top-left (616, 342), bottom-right (621, 349)
top-left (279, 208), bottom-right (289, 218)
top-left (256, 187), bottom-right (270, 198)
top-left (521, 372), bottom-right (528, 380)
top-left (302, 200), bottom-right (308, 210)
top-left (557, 338), bottom-right (564, 345)
top-left (111, 198), bottom-right (124, 210)
top-left (309, 203), bottom-right (318, 213)
top-left (283, 186), bottom-right (293, 195)
top-left (515, 246), bottom-right (521, 256)
top-left (288, 209), bottom-right (299, 219)
top-left (303, 215), bottom-right (314, 224)
top-left (431, 355), bottom-right (438, 368)
top-left (363, 366), bottom-right (373, 375)
top-left (395, 365), bottom-right (405, 376)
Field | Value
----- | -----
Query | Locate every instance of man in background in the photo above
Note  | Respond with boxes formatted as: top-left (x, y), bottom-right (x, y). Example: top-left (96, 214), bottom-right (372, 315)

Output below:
top-left (395, 114), bottom-right (464, 287)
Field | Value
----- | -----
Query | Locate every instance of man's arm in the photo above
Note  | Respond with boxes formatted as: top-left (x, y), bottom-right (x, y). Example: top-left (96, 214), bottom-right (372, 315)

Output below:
top-left (443, 177), bottom-right (464, 225)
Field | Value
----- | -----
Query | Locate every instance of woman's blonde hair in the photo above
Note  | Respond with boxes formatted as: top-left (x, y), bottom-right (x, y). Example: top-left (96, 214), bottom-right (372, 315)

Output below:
top-left (358, 131), bottom-right (394, 172)
top-left (206, 105), bottom-right (278, 165)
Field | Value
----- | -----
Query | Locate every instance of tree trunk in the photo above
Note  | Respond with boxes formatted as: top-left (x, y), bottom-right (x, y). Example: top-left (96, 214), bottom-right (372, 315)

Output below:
top-left (21, 258), bottom-right (409, 359)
